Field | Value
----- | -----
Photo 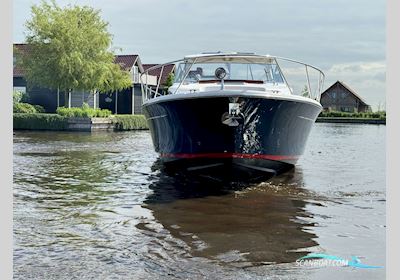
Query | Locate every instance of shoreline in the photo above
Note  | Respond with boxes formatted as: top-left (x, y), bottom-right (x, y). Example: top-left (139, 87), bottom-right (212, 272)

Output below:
top-left (13, 113), bottom-right (149, 131)
top-left (13, 114), bottom-right (386, 132)
top-left (316, 117), bottom-right (386, 125)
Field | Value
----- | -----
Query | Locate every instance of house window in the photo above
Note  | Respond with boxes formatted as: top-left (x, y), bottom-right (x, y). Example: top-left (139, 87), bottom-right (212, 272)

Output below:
top-left (340, 107), bottom-right (351, 112)
top-left (331, 92), bottom-right (336, 99)
top-left (13, 86), bottom-right (26, 94)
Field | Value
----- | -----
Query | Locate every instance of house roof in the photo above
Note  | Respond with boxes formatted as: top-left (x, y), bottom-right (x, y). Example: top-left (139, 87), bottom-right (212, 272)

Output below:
top-left (142, 64), bottom-right (175, 86)
top-left (13, 44), bottom-right (31, 77)
top-left (322, 80), bottom-right (369, 106)
top-left (114, 55), bottom-right (139, 71)
top-left (13, 43), bottom-right (144, 77)
top-left (14, 43), bottom-right (31, 53)
top-left (13, 67), bottom-right (25, 78)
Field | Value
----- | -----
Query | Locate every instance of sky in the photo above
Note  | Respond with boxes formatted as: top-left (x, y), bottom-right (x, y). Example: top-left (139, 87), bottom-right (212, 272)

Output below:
top-left (13, 0), bottom-right (386, 110)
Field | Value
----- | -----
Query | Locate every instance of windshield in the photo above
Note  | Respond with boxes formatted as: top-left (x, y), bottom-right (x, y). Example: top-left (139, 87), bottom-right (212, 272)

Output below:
top-left (174, 62), bottom-right (284, 84)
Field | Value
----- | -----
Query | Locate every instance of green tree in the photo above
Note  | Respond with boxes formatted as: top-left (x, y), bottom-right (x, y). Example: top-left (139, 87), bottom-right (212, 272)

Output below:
top-left (301, 85), bottom-right (309, 97)
top-left (165, 72), bottom-right (175, 89)
top-left (17, 0), bottom-right (131, 108)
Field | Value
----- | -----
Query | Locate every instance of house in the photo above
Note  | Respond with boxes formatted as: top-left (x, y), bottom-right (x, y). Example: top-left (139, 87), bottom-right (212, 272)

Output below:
top-left (13, 44), bottom-right (28, 93)
top-left (142, 63), bottom-right (176, 95)
top-left (13, 44), bottom-right (68, 112)
top-left (98, 61), bottom-right (175, 114)
top-left (98, 55), bottom-right (154, 115)
top-left (13, 43), bottom-right (157, 114)
top-left (320, 81), bottom-right (371, 112)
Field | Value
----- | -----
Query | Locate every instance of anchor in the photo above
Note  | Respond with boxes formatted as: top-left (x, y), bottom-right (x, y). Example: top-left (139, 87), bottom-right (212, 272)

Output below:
top-left (221, 102), bottom-right (243, 127)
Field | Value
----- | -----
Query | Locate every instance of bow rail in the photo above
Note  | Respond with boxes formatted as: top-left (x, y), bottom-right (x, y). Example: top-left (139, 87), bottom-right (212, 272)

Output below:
top-left (140, 53), bottom-right (325, 103)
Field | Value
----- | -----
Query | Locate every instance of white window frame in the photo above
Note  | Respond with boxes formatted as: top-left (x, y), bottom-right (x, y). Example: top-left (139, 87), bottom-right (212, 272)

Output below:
top-left (132, 66), bottom-right (139, 84)
top-left (13, 86), bottom-right (26, 94)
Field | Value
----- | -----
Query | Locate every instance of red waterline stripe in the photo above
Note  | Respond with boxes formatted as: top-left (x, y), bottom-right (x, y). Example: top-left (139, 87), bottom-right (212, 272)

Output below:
top-left (160, 153), bottom-right (299, 161)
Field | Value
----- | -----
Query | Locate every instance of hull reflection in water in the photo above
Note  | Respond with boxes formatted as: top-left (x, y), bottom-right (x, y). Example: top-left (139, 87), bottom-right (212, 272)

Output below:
top-left (142, 164), bottom-right (320, 266)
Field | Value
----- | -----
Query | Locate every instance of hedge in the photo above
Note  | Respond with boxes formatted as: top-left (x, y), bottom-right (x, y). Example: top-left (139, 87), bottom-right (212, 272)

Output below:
top-left (112, 115), bottom-right (148, 130)
top-left (319, 111), bottom-right (386, 120)
top-left (13, 113), bottom-right (68, 130)
top-left (14, 113), bottom-right (149, 131)
top-left (56, 106), bottom-right (111, 118)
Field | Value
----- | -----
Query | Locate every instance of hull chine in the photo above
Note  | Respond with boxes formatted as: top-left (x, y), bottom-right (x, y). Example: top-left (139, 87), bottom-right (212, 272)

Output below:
top-left (160, 154), bottom-right (296, 182)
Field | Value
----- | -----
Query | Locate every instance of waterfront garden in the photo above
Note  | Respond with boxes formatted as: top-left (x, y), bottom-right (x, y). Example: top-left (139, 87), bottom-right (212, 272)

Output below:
top-left (13, 91), bottom-right (148, 131)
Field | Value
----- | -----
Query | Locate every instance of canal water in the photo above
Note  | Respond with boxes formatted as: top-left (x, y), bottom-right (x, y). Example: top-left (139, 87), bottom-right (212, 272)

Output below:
top-left (13, 123), bottom-right (385, 279)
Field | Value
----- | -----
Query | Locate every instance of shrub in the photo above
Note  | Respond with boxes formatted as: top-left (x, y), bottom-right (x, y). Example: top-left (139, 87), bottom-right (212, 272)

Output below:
top-left (13, 113), bottom-right (68, 130)
top-left (82, 102), bottom-right (90, 110)
top-left (13, 103), bottom-right (37, 114)
top-left (95, 109), bottom-right (112, 118)
top-left (112, 115), bottom-right (148, 130)
top-left (56, 105), bottom-right (111, 118)
top-left (20, 92), bottom-right (30, 103)
top-left (13, 90), bottom-right (23, 104)
top-left (13, 90), bottom-right (30, 102)
top-left (56, 107), bottom-right (74, 117)
top-left (33, 105), bottom-right (46, 113)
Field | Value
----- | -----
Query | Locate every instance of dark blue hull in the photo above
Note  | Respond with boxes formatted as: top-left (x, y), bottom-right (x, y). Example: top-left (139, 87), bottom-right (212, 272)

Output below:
top-left (143, 94), bottom-right (321, 177)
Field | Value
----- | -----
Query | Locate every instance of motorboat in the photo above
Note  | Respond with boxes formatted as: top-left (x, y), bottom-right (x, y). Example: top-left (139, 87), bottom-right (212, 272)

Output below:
top-left (141, 52), bottom-right (325, 179)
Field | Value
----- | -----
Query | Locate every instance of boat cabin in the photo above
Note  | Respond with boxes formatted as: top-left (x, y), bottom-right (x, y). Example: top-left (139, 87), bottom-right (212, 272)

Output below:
top-left (141, 52), bottom-right (325, 102)
top-left (169, 54), bottom-right (290, 95)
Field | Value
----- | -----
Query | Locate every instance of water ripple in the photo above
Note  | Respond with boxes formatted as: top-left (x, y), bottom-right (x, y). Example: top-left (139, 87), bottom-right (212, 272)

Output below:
top-left (13, 126), bottom-right (386, 279)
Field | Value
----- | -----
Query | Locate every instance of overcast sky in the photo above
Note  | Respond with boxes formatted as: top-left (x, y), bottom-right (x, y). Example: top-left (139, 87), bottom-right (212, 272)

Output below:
top-left (13, 0), bottom-right (386, 109)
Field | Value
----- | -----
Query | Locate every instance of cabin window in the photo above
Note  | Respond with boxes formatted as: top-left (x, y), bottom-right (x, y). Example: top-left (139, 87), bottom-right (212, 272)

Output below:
top-left (174, 62), bottom-right (285, 84)
top-left (331, 92), bottom-right (336, 98)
